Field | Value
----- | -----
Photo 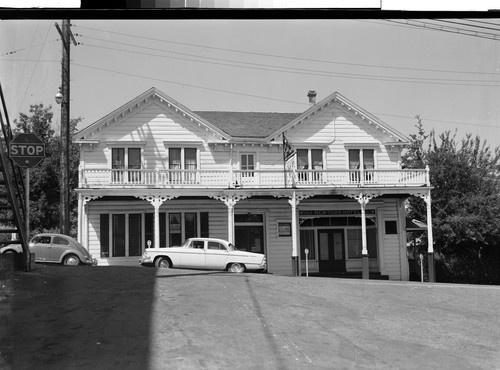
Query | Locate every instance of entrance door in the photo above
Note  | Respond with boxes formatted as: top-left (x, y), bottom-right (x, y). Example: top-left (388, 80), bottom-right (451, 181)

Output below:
top-left (318, 229), bottom-right (345, 273)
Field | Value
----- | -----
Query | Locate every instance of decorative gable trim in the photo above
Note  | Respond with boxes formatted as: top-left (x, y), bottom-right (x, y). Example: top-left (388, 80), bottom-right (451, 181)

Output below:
top-left (266, 92), bottom-right (409, 145)
top-left (73, 87), bottom-right (231, 142)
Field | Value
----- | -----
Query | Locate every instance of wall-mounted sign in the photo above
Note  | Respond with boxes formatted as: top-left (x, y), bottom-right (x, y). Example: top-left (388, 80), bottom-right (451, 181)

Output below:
top-left (299, 209), bottom-right (375, 216)
top-left (278, 222), bottom-right (292, 237)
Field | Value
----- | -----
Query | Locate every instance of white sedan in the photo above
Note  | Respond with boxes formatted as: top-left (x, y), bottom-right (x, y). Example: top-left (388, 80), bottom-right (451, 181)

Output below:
top-left (140, 237), bottom-right (266, 273)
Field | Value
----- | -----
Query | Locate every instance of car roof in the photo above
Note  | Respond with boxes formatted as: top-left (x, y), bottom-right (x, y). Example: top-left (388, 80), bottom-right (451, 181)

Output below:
top-left (34, 233), bottom-right (76, 241)
top-left (186, 237), bottom-right (229, 244)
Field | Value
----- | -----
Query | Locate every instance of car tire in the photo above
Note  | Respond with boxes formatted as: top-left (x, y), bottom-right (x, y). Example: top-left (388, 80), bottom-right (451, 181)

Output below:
top-left (63, 255), bottom-right (80, 266)
top-left (155, 257), bottom-right (171, 269)
top-left (228, 263), bottom-right (245, 273)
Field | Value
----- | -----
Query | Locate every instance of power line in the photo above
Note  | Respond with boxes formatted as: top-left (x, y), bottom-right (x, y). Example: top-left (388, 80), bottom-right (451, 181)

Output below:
top-left (73, 62), bottom-right (500, 132)
top-left (375, 112), bottom-right (500, 130)
top-left (384, 19), bottom-right (500, 41)
top-left (433, 18), bottom-right (500, 33)
top-left (73, 62), bottom-right (305, 106)
top-left (0, 39), bottom-right (59, 57)
top-left (79, 40), bottom-right (500, 88)
top-left (17, 22), bottom-right (52, 115)
top-left (74, 24), bottom-right (498, 77)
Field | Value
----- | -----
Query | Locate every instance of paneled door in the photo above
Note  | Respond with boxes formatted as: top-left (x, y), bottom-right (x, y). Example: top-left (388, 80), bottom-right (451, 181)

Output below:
top-left (318, 229), bottom-right (346, 273)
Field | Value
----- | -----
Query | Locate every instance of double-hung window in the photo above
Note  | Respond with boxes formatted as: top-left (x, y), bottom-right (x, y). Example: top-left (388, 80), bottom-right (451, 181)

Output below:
top-left (168, 147), bottom-right (198, 184)
top-left (348, 148), bottom-right (375, 183)
top-left (296, 149), bottom-right (323, 183)
top-left (111, 148), bottom-right (142, 183)
top-left (240, 153), bottom-right (255, 178)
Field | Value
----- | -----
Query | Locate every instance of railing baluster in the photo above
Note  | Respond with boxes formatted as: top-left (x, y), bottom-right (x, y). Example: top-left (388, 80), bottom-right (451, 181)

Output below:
top-left (80, 168), bottom-right (429, 188)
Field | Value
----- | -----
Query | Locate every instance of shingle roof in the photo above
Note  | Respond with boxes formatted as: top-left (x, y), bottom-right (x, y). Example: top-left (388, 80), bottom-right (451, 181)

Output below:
top-left (195, 111), bottom-right (301, 138)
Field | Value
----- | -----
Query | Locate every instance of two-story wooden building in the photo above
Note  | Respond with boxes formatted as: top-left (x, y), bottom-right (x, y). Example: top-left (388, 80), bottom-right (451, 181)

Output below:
top-left (74, 87), bottom-right (434, 280)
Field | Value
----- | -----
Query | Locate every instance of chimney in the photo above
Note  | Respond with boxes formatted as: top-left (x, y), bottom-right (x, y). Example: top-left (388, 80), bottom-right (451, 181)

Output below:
top-left (307, 90), bottom-right (317, 107)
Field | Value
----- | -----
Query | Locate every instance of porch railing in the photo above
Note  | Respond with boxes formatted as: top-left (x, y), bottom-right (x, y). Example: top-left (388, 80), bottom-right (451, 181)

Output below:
top-left (79, 168), bottom-right (429, 189)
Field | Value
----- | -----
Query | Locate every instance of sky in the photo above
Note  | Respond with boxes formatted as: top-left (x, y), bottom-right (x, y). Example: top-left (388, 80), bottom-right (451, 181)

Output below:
top-left (1, 17), bottom-right (500, 150)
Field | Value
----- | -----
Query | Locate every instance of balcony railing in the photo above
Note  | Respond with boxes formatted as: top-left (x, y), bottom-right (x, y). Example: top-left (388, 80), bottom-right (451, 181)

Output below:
top-left (79, 168), bottom-right (429, 189)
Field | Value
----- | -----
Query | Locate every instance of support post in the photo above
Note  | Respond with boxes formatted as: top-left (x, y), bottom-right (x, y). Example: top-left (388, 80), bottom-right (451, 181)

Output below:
top-left (289, 191), bottom-right (300, 276)
top-left (25, 168), bottom-right (31, 271)
top-left (59, 19), bottom-right (71, 235)
top-left (425, 189), bottom-right (435, 282)
top-left (227, 201), bottom-right (235, 244)
top-left (356, 193), bottom-right (370, 279)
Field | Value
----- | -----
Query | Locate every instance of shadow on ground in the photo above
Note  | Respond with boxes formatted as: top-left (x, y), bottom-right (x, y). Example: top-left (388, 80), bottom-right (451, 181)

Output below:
top-left (0, 264), bottom-right (157, 369)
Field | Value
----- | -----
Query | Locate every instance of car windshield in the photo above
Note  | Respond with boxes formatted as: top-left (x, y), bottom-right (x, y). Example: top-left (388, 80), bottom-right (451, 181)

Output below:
top-left (179, 240), bottom-right (192, 248)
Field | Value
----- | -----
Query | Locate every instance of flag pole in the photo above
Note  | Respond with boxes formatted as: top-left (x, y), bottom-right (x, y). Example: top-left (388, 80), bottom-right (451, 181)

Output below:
top-left (282, 133), bottom-right (287, 188)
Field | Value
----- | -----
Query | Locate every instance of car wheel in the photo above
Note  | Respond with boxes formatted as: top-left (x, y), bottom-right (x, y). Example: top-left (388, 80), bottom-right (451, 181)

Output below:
top-left (228, 263), bottom-right (245, 273)
top-left (3, 250), bottom-right (16, 254)
top-left (155, 257), bottom-right (171, 269)
top-left (63, 255), bottom-right (80, 266)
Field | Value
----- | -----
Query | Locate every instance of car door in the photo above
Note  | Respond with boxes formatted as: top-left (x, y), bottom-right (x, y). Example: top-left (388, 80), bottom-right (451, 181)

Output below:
top-left (205, 241), bottom-right (229, 269)
top-left (50, 236), bottom-right (71, 262)
top-left (29, 235), bottom-right (52, 261)
top-left (179, 240), bottom-right (206, 268)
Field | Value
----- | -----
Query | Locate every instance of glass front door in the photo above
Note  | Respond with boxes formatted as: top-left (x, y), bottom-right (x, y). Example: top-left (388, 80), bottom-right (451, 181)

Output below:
top-left (318, 229), bottom-right (345, 273)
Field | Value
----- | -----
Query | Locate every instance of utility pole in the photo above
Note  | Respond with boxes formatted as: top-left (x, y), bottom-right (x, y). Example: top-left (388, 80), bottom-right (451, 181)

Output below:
top-left (55, 20), bottom-right (77, 235)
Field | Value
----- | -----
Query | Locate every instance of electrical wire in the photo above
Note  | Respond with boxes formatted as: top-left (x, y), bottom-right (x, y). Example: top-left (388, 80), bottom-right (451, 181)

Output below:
top-left (78, 42), bottom-right (500, 88)
top-left (73, 62), bottom-right (500, 132)
top-left (73, 62), bottom-right (304, 106)
top-left (74, 24), bottom-right (498, 76)
top-left (0, 39), bottom-right (59, 57)
top-left (384, 19), bottom-right (500, 41)
top-left (17, 22), bottom-right (52, 115)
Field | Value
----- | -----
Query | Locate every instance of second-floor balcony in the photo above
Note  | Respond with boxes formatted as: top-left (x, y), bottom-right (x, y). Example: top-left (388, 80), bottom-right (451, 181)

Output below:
top-left (79, 168), bottom-right (430, 189)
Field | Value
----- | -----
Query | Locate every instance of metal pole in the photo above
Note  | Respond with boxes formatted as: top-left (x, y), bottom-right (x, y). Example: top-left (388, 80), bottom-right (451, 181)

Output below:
top-left (25, 168), bottom-right (29, 240)
top-left (305, 248), bottom-right (309, 277)
top-left (420, 254), bottom-right (424, 283)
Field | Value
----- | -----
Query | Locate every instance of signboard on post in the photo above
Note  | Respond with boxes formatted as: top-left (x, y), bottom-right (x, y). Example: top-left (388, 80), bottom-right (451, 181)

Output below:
top-left (9, 133), bottom-right (45, 168)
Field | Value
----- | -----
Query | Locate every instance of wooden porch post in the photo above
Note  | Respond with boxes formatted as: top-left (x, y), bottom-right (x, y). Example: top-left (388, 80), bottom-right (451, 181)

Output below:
top-left (356, 193), bottom-right (370, 279)
top-left (288, 190), bottom-right (300, 276)
top-left (425, 189), bottom-right (435, 282)
top-left (77, 192), bottom-right (82, 243)
top-left (227, 201), bottom-right (235, 244)
top-left (139, 195), bottom-right (175, 248)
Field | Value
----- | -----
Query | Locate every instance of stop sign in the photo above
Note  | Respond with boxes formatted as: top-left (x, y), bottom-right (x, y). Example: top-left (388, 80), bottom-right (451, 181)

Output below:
top-left (9, 133), bottom-right (46, 168)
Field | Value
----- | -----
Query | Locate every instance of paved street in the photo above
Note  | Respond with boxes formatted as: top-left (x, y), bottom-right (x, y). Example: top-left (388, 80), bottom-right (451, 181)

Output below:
top-left (1, 265), bottom-right (499, 369)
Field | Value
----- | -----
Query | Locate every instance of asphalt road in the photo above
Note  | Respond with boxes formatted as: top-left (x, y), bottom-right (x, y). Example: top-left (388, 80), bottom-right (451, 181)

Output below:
top-left (0, 264), bottom-right (499, 369)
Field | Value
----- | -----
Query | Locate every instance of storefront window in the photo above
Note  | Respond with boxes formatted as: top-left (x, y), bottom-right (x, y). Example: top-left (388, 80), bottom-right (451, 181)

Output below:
top-left (169, 213), bottom-right (182, 246)
top-left (300, 230), bottom-right (315, 259)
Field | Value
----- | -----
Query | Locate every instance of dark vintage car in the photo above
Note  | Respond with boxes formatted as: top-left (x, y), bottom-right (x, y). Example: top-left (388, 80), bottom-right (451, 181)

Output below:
top-left (0, 233), bottom-right (97, 266)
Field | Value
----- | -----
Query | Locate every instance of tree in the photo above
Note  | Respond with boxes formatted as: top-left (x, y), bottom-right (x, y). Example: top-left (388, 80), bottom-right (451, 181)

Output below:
top-left (14, 104), bottom-right (81, 237)
top-left (403, 121), bottom-right (500, 284)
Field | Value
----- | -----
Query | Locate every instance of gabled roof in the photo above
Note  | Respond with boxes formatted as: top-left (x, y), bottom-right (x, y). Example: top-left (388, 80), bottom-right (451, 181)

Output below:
top-left (75, 88), bottom-right (409, 145)
top-left (265, 91), bottom-right (409, 145)
top-left (195, 111), bottom-right (301, 138)
top-left (74, 87), bottom-right (231, 141)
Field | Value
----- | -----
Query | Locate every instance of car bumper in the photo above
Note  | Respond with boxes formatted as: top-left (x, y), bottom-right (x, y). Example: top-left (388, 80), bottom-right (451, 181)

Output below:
top-left (139, 255), bottom-right (153, 266)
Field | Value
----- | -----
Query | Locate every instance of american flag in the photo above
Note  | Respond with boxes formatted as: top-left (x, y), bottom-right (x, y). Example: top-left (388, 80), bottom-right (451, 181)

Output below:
top-left (282, 134), bottom-right (297, 187)
top-left (282, 134), bottom-right (295, 162)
